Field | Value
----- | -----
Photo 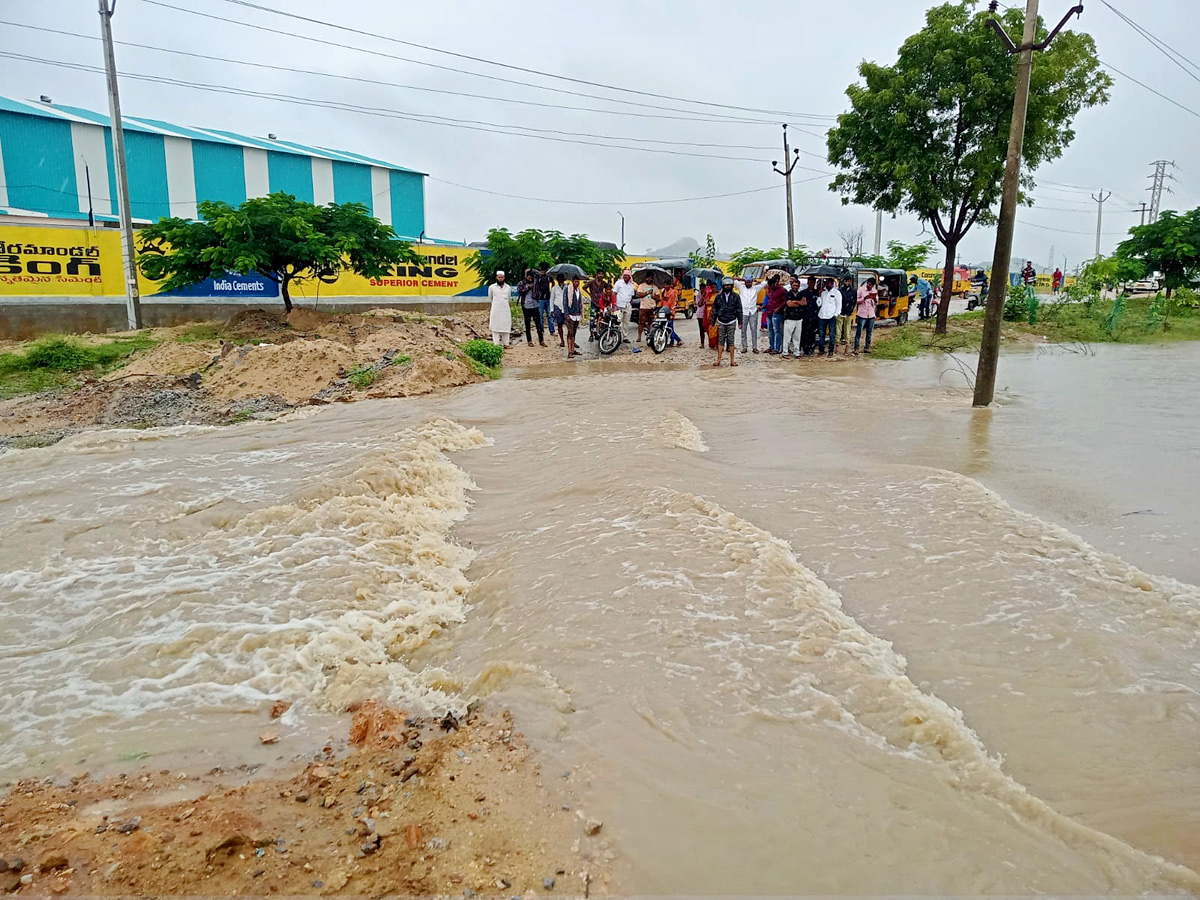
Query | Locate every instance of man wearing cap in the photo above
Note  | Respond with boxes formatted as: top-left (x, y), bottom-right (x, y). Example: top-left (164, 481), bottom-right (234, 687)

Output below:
top-left (712, 276), bottom-right (742, 367)
top-left (613, 268), bottom-right (636, 337)
top-left (488, 270), bottom-right (513, 347)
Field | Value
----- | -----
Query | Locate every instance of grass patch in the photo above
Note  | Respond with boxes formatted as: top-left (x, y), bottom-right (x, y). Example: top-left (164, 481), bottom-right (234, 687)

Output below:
top-left (347, 365), bottom-right (378, 390)
top-left (395, 354), bottom-right (412, 366)
top-left (871, 320), bottom-right (983, 360)
top-left (0, 333), bottom-right (159, 399)
top-left (461, 338), bottom-right (504, 367)
top-left (464, 356), bottom-right (502, 380)
top-left (175, 322), bottom-right (224, 343)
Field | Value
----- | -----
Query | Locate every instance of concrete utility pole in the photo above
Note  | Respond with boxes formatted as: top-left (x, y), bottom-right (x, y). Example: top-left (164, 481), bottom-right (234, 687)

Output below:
top-left (973, 0), bottom-right (1084, 409)
top-left (1134, 201), bottom-right (1150, 227)
top-left (771, 124), bottom-right (800, 251)
top-left (98, 0), bottom-right (142, 330)
top-left (873, 209), bottom-right (883, 256)
top-left (1091, 190), bottom-right (1110, 258)
top-left (1148, 159), bottom-right (1175, 224)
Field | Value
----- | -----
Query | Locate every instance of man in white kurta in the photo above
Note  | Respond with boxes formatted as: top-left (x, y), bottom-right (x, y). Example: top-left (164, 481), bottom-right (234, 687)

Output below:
top-left (488, 270), bottom-right (513, 346)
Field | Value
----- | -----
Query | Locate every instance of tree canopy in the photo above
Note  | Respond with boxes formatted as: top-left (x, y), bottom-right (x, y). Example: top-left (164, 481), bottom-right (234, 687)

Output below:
top-left (727, 245), bottom-right (828, 274)
top-left (1116, 208), bottom-right (1200, 297)
top-left (855, 239), bottom-right (938, 271)
top-left (465, 228), bottom-right (623, 286)
top-left (137, 193), bottom-right (416, 312)
top-left (827, 1), bottom-right (1110, 332)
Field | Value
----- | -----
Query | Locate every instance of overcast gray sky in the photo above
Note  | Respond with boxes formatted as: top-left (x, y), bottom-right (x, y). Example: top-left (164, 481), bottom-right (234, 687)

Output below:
top-left (3, 0), bottom-right (1197, 270)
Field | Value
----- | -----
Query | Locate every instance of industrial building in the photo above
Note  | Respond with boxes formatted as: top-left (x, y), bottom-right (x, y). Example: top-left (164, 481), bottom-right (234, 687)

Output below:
top-left (0, 95), bottom-right (427, 238)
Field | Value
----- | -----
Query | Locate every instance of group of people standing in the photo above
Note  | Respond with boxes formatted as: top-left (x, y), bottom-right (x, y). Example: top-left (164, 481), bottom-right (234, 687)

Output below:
top-left (698, 273), bottom-right (881, 366)
top-left (487, 266), bottom-right (888, 366)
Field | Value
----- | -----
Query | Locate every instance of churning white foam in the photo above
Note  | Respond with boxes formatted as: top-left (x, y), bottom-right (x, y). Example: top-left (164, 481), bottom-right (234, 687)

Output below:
top-left (0, 418), bottom-right (489, 767)
top-left (646, 486), bottom-right (1200, 893)
top-left (656, 411), bottom-right (709, 453)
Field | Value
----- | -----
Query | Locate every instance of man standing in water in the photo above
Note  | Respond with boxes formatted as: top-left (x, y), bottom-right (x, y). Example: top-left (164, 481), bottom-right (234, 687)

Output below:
top-left (488, 270), bottom-right (512, 347)
top-left (712, 276), bottom-right (742, 367)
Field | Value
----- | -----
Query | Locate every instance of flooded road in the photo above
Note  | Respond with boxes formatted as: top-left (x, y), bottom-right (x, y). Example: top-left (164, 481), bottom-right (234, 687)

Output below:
top-left (2, 343), bottom-right (1199, 894)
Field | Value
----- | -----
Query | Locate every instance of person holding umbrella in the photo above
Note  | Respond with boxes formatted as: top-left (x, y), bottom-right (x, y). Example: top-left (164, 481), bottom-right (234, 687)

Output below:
top-left (488, 269), bottom-right (512, 347)
top-left (564, 275), bottom-right (584, 358)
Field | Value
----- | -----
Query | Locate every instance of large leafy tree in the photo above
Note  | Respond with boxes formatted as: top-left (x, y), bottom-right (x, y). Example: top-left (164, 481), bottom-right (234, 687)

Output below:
top-left (1116, 208), bottom-right (1200, 297)
top-left (465, 228), bottom-right (623, 286)
top-left (138, 192), bottom-right (417, 312)
top-left (827, 1), bottom-right (1110, 333)
top-left (727, 245), bottom-right (823, 274)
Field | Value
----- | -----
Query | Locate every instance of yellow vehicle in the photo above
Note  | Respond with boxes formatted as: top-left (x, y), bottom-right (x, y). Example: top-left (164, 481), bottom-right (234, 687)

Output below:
top-left (639, 257), bottom-right (698, 317)
top-left (855, 267), bottom-right (912, 324)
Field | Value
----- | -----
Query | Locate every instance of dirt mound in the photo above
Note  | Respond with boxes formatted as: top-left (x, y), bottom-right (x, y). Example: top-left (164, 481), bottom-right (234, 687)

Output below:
top-left (101, 341), bottom-right (220, 380)
top-left (0, 706), bottom-right (609, 897)
top-left (223, 309), bottom-right (295, 342)
top-left (369, 353), bottom-right (482, 399)
top-left (206, 339), bottom-right (356, 404)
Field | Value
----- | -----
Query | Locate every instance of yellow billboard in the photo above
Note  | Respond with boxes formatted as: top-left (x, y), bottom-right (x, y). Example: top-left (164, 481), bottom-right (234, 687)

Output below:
top-left (0, 225), bottom-right (119, 296)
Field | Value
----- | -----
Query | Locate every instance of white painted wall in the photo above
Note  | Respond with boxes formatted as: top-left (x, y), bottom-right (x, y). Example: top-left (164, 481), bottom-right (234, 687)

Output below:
top-left (370, 166), bottom-right (391, 225)
top-left (162, 136), bottom-right (197, 219)
top-left (311, 157), bottom-right (334, 206)
top-left (69, 122), bottom-right (112, 216)
top-left (243, 147), bottom-right (269, 199)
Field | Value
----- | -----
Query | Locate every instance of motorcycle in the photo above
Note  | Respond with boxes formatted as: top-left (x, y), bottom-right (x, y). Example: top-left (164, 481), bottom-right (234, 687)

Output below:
top-left (594, 306), bottom-right (623, 356)
top-left (646, 305), bottom-right (672, 355)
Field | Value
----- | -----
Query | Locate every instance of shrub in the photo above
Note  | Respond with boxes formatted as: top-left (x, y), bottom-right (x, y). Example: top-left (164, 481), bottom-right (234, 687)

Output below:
top-left (346, 365), bottom-right (377, 390)
top-left (23, 338), bottom-right (93, 371)
top-left (462, 339), bottom-right (504, 368)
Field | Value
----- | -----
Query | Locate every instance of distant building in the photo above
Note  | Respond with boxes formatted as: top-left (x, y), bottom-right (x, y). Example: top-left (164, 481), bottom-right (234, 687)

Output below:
top-left (0, 95), bottom-right (426, 237)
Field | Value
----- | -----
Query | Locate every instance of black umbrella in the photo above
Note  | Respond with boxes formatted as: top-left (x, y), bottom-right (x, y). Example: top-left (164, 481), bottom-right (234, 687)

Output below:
top-left (632, 265), bottom-right (675, 288)
top-left (548, 262), bottom-right (587, 278)
top-left (799, 263), bottom-right (842, 277)
top-left (685, 267), bottom-right (723, 282)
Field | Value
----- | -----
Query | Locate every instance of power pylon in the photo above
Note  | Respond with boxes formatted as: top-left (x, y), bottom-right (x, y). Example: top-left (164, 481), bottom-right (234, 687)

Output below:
top-left (1148, 160), bottom-right (1176, 224)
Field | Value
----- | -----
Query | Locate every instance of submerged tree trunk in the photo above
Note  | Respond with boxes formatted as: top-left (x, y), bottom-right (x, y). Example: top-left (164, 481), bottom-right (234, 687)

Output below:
top-left (281, 277), bottom-right (293, 313)
top-left (936, 240), bottom-right (957, 335)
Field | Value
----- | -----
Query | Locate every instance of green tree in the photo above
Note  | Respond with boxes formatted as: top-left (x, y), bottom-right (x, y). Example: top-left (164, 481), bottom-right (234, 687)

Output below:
top-left (689, 234), bottom-right (719, 269)
top-left (886, 239), bottom-right (937, 271)
top-left (727, 245), bottom-right (816, 274)
top-left (1116, 208), bottom-right (1200, 297)
top-left (137, 193), bottom-right (416, 313)
top-left (826, 2), bottom-right (1110, 333)
top-left (465, 228), bottom-right (623, 286)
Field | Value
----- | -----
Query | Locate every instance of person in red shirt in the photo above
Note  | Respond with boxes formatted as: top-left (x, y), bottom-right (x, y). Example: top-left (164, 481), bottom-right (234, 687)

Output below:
top-left (697, 279), bottom-right (717, 348)
top-left (764, 275), bottom-right (787, 354)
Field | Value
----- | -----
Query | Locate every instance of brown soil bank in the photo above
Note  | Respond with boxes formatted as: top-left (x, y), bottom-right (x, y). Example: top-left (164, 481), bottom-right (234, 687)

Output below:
top-left (0, 702), bottom-right (608, 898)
top-left (0, 309), bottom-right (495, 448)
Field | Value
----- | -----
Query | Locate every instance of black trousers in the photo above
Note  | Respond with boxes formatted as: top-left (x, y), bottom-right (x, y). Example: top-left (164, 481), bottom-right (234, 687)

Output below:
top-left (800, 316), bottom-right (818, 353)
top-left (523, 307), bottom-right (544, 343)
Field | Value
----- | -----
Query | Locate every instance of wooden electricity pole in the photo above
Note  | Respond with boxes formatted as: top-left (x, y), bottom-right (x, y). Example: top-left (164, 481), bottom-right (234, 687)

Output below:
top-left (973, 0), bottom-right (1083, 408)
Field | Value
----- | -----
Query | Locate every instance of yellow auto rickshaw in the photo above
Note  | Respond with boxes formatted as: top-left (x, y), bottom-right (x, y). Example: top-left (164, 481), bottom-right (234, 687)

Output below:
top-left (645, 257), bottom-right (698, 317)
top-left (855, 267), bottom-right (912, 324)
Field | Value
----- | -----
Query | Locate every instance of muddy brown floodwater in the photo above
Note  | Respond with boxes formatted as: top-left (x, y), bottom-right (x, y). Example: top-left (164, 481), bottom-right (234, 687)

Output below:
top-left (1, 341), bottom-right (1198, 895)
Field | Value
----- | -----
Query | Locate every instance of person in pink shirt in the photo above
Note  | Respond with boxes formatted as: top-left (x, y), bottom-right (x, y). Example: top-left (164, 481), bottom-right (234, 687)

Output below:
top-left (854, 278), bottom-right (879, 354)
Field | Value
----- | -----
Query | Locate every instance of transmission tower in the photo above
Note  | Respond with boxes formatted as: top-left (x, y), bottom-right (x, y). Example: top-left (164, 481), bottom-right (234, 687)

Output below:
top-left (1148, 160), bottom-right (1176, 224)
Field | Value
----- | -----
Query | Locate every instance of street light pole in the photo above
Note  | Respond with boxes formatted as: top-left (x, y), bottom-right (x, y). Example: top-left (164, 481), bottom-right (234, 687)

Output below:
top-left (772, 124), bottom-right (800, 251)
top-left (617, 210), bottom-right (624, 253)
top-left (98, 0), bottom-right (142, 330)
top-left (973, 0), bottom-right (1083, 408)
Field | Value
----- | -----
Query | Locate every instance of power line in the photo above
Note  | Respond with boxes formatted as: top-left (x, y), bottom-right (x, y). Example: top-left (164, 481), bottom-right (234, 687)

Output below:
top-left (428, 179), bottom-right (819, 206)
top-left (206, 0), bottom-right (834, 121)
top-left (1098, 60), bottom-right (1200, 120)
top-left (1097, 0), bottom-right (1200, 85)
top-left (0, 19), bottom-right (805, 130)
top-left (135, 0), bottom-right (835, 125)
top-left (0, 52), bottom-right (789, 165)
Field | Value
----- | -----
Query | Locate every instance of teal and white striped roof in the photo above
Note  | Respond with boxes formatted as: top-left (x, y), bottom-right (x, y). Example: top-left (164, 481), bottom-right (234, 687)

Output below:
top-left (0, 95), bottom-right (425, 175)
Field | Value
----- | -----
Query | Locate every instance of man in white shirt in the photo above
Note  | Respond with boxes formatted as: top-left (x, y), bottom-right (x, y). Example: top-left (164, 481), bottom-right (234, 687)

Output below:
top-left (816, 278), bottom-right (841, 357)
top-left (488, 270), bottom-right (513, 347)
top-left (736, 277), bottom-right (767, 353)
top-left (612, 268), bottom-right (636, 336)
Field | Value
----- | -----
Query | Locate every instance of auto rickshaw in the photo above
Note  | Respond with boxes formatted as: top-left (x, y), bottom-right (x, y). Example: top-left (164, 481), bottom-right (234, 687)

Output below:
top-left (642, 258), bottom-right (699, 318)
top-left (739, 258), bottom-right (796, 283)
top-left (856, 267), bottom-right (911, 324)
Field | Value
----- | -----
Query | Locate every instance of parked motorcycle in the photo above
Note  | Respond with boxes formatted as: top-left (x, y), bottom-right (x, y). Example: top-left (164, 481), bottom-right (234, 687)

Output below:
top-left (595, 307), bottom-right (623, 355)
top-left (646, 306), bottom-right (672, 354)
